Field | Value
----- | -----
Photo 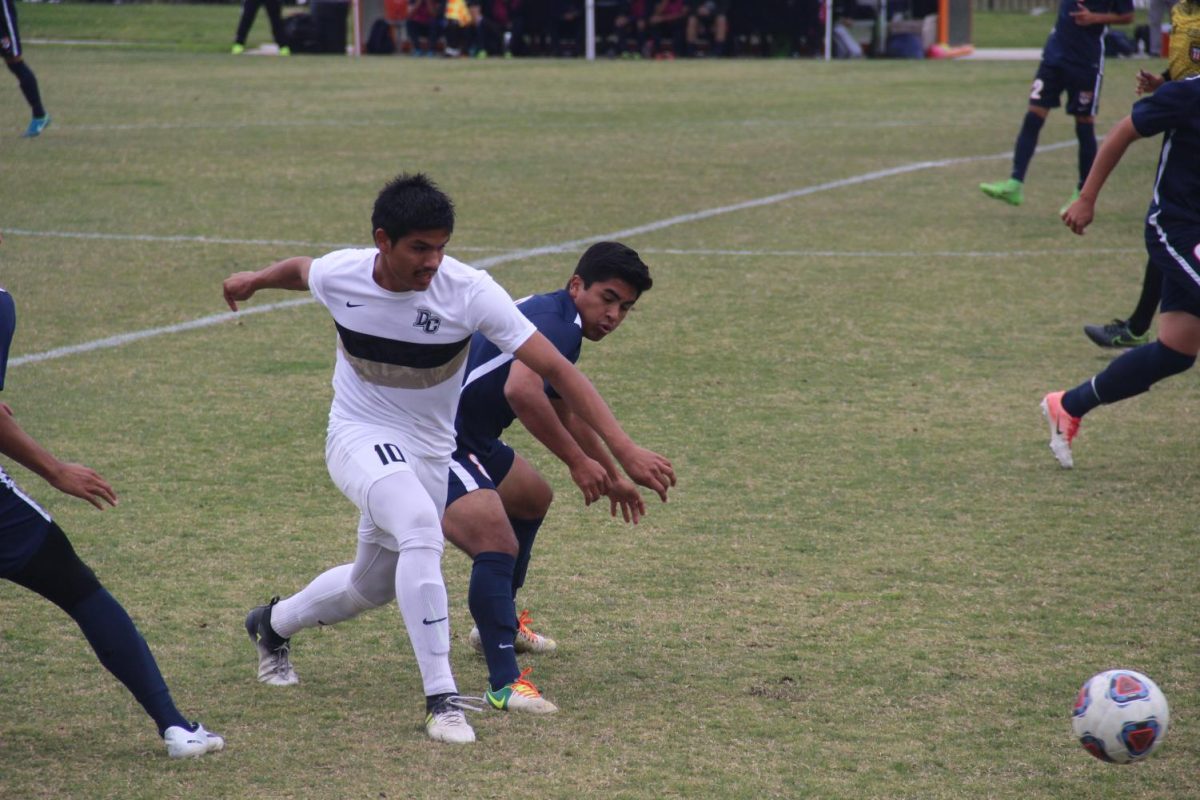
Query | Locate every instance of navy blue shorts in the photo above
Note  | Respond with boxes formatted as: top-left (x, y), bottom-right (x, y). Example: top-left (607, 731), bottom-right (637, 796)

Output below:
top-left (1146, 223), bottom-right (1200, 317)
top-left (0, 513), bottom-right (51, 577)
top-left (1030, 62), bottom-right (1102, 116)
top-left (446, 436), bottom-right (516, 508)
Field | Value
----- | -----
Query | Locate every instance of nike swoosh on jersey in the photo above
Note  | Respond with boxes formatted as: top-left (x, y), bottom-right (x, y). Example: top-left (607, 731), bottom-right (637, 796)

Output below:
top-left (346, 301), bottom-right (365, 307)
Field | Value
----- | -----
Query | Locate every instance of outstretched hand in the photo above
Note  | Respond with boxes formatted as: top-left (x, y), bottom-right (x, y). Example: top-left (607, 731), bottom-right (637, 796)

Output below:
top-left (617, 445), bottom-right (675, 502)
top-left (49, 462), bottom-right (118, 510)
top-left (568, 456), bottom-right (611, 505)
top-left (606, 476), bottom-right (646, 524)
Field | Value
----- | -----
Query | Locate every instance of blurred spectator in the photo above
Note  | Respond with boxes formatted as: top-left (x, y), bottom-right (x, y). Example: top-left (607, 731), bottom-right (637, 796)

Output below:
top-left (686, 0), bottom-right (729, 56)
top-left (479, 0), bottom-right (525, 56)
top-left (444, 0), bottom-right (476, 55)
top-left (549, 0), bottom-right (584, 56)
top-left (407, 0), bottom-right (442, 54)
top-left (231, 0), bottom-right (291, 55)
top-left (647, 0), bottom-right (688, 57)
top-left (610, 0), bottom-right (649, 56)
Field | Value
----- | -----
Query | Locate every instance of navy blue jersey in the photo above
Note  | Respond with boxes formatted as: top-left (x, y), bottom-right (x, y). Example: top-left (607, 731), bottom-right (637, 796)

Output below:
top-left (454, 289), bottom-right (582, 443)
top-left (1042, 0), bottom-right (1132, 69)
top-left (0, 289), bottom-right (53, 575)
top-left (1132, 76), bottom-right (1200, 230)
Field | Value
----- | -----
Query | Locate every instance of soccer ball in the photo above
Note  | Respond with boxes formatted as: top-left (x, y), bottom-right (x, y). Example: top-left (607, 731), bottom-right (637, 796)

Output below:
top-left (1072, 669), bottom-right (1170, 764)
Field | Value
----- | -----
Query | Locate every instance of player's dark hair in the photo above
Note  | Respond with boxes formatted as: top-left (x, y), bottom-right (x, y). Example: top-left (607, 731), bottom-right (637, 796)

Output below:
top-left (372, 173), bottom-right (456, 243)
top-left (571, 242), bottom-right (653, 296)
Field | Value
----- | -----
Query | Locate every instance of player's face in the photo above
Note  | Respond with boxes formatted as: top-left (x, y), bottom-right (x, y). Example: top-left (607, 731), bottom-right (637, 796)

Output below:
top-left (569, 276), bottom-right (639, 341)
top-left (373, 228), bottom-right (450, 292)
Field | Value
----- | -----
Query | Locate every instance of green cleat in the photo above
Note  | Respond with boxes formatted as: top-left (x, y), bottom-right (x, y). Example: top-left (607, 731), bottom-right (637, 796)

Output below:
top-left (1060, 188), bottom-right (1081, 216)
top-left (980, 177), bottom-right (1024, 206)
top-left (231, 43), bottom-right (245, 54)
top-left (279, 46), bottom-right (291, 56)
top-left (484, 668), bottom-right (558, 714)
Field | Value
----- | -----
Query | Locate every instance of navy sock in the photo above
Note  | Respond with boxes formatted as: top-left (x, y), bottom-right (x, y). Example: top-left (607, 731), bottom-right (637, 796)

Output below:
top-left (1062, 341), bottom-right (1195, 418)
top-left (1076, 121), bottom-right (1096, 190)
top-left (509, 516), bottom-right (544, 598)
top-left (6, 61), bottom-right (46, 118)
top-left (468, 552), bottom-right (520, 690)
top-left (1012, 111), bottom-right (1045, 182)
top-left (68, 589), bottom-right (189, 736)
top-left (1128, 259), bottom-right (1162, 335)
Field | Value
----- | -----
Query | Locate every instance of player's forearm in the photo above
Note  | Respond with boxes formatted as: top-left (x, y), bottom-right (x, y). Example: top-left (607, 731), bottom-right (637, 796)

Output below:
top-left (561, 410), bottom-right (623, 479)
top-left (509, 388), bottom-right (594, 470)
top-left (249, 257), bottom-right (313, 292)
top-left (0, 412), bottom-right (66, 486)
top-left (541, 363), bottom-right (637, 460)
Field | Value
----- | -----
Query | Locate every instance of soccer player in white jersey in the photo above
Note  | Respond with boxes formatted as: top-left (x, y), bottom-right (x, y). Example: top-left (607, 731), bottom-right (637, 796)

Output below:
top-left (221, 173), bottom-right (675, 744)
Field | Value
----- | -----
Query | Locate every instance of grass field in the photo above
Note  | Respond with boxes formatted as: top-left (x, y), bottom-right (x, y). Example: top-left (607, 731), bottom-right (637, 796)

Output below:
top-left (1, 6), bottom-right (1195, 800)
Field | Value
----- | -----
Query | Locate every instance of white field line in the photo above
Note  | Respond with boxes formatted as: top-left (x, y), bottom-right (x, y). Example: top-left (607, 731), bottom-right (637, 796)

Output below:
top-left (7, 140), bottom-right (1086, 369)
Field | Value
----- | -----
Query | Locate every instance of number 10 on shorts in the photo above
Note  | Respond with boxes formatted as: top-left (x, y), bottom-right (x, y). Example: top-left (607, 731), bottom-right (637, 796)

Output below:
top-left (374, 443), bottom-right (407, 465)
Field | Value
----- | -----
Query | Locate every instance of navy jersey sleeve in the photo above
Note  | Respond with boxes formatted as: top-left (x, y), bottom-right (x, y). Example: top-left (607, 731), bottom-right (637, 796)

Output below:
top-left (527, 308), bottom-right (582, 400)
top-left (0, 290), bottom-right (15, 391)
top-left (1132, 78), bottom-right (1200, 138)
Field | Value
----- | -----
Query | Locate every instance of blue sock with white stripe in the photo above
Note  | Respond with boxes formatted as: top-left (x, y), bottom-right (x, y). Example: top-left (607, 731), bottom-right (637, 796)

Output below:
top-left (468, 551), bottom-right (520, 690)
top-left (1062, 341), bottom-right (1195, 418)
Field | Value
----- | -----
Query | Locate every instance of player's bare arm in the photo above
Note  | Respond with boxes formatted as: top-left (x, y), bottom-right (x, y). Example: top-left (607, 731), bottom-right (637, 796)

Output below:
top-left (505, 360), bottom-right (610, 504)
top-left (1069, 4), bottom-right (1133, 26)
top-left (1063, 116), bottom-right (1142, 234)
top-left (223, 256), bottom-right (314, 311)
top-left (512, 332), bottom-right (675, 501)
top-left (0, 410), bottom-right (117, 509)
top-left (554, 400), bottom-right (646, 524)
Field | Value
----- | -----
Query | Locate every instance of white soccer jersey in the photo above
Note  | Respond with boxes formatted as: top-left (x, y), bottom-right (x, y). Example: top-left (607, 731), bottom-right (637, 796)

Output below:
top-left (308, 248), bottom-right (536, 459)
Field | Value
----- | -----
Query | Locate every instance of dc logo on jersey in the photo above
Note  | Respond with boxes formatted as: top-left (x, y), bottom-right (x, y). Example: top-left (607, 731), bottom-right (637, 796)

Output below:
top-left (413, 308), bottom-right (441, 333)
top-left (1072, 681), bottom-right (1092, 717)
top-left (1191, 43), bottom-right (1200, 63)
top-left (1108, 672), bottom-right (1150, 704)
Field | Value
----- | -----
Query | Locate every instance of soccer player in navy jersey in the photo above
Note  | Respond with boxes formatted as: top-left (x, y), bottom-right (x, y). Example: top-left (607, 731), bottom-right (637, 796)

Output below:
top-left (441, 241), bottom-right (656, 713)
top-left (0, 284), bottom-right (222, 758)
top-left (980, 0), bottom-right (1133, 210)
top-left (2, 0), bottom-right (50, 136)
top-left (1042, 76), bottom-right (1200, 468)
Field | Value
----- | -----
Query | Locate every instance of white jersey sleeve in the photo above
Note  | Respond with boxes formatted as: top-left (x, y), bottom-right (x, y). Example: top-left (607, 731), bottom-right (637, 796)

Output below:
top-left (466, 272), bottom-right (537, 355)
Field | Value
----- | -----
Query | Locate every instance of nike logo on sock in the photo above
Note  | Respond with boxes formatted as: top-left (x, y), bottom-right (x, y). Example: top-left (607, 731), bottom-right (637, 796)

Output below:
top-left (422, 616), bottom-right (448, 625)
top-left (498, 643), bottom-right (514, 649)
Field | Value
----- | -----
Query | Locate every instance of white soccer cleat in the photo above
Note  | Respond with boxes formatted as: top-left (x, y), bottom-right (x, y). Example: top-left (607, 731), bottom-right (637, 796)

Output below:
top-left (514, 609), bottom-right (557, 654)
top-left (425, 697), bottom-right (477, 744)
top-left (245, 598), bottom-right (299, 686)
top-left (164, 723), bottom-right (225, 758)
